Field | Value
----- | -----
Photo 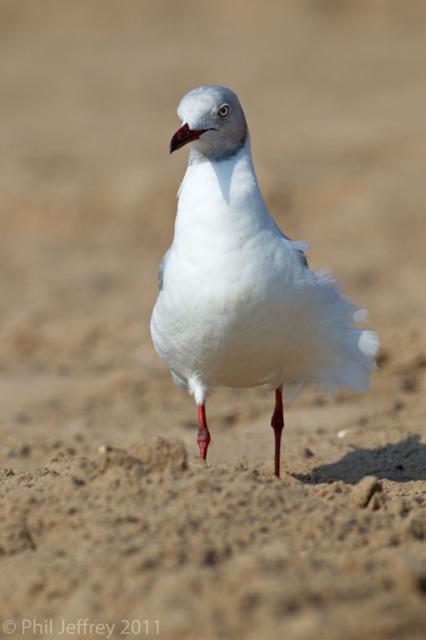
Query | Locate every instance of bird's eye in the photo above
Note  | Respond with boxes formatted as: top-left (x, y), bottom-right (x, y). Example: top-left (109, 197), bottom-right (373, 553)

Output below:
top-left (218, 104), bottom-right (231, 118)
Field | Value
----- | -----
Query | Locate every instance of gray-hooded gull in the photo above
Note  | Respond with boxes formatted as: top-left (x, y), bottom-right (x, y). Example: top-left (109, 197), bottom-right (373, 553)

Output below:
top-left (150, 85), bottom-right (379, 477)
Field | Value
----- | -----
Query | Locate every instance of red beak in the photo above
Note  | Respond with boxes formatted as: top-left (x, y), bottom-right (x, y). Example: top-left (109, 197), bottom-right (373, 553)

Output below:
top-left (169, 123), bottom-right (210, 153)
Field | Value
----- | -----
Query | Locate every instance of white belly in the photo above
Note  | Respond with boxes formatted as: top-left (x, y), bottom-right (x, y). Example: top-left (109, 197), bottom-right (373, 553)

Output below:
top-left (151, 234), bottom-right (319, 390)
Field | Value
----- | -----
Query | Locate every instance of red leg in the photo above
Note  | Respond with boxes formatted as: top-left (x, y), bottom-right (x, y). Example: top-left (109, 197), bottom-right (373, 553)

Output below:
top-left (197, 404), bottom-right (211, 461)
top-left (271, 388), bottom-right (285, 478)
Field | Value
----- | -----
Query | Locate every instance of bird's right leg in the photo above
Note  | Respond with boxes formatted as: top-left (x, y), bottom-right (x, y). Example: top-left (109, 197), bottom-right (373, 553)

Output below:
top-left (271, 387), bottom-right (284, 478)
top-left (197, 403), bottom-right (211, 461)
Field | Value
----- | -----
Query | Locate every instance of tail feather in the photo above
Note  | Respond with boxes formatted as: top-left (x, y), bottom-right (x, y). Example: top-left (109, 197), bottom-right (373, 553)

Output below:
top-left (307, 272), bottom-right (380, 395)
top-left (316, 327), bottom-right (380, 395)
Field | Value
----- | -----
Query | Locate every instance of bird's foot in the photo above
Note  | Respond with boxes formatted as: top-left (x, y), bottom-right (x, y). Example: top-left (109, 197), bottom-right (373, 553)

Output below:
top-left (197, 427), bottom-right (211, 461)
top-left (271, 388), bottom-right (285, 478)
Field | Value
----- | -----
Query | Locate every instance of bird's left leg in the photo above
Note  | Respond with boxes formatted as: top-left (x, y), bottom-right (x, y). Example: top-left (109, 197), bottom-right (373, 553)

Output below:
top-left (270, 387), bottom-right (284, 478)
top-left (197, 403), bottom-right (211, 461)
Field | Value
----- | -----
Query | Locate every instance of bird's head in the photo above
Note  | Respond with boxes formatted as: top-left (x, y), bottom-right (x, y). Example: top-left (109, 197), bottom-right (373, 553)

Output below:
top-left (170, 85), bottom-right (248, 161)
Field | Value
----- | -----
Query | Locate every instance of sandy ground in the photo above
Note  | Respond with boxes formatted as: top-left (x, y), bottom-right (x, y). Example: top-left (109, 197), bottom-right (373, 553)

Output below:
top-left (0, 2), bottom-right (425, 639)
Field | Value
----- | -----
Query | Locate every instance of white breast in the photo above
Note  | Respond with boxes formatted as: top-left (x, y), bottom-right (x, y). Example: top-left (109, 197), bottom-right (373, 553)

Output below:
top-left (151, 143), bottom-right (308, 389)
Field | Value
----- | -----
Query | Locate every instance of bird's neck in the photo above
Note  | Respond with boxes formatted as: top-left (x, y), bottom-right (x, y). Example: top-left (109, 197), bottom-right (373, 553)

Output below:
top-left (178, 137), bottom-right (266, 214)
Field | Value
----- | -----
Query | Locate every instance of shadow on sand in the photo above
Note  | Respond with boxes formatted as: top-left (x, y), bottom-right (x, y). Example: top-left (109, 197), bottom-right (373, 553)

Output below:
top-left (294, 435), bottom-right (426, 484)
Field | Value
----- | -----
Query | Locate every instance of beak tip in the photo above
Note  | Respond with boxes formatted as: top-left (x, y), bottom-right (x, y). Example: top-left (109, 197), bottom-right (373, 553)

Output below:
top-left (169, 122), bottom-right (207, 155)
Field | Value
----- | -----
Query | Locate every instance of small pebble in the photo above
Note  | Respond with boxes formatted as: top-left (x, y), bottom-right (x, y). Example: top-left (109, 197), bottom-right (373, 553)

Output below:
top-left (337, 429), bottom-right (350, 439)
top-left (98, 444), bottom-right (109, 455)
top-left (351, 476), bottom-right (382, 509)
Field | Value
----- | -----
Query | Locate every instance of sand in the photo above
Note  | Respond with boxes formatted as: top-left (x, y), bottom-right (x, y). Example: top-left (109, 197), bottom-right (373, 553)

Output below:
top-left (0, 2), bottom-right (425, 639)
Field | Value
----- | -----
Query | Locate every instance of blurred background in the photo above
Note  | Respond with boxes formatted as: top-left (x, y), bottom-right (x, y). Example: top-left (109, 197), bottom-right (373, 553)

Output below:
top-left (0, 2), bottom-right (425, 638)
top-left (1, 0), bottom-right (424, 458)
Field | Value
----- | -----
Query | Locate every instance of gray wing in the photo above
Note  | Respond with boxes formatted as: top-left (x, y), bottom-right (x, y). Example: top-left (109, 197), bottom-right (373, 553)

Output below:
top-left (280, 230), bottom-right (309, 268)
top-left (158, 248), bottom-right (171, 290)
top-left (296, 247), bottom-right (309, 268)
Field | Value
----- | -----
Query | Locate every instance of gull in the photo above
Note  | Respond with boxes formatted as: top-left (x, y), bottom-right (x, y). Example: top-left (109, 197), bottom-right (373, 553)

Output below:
top-left (150, 85), bottom-right (379, 477)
